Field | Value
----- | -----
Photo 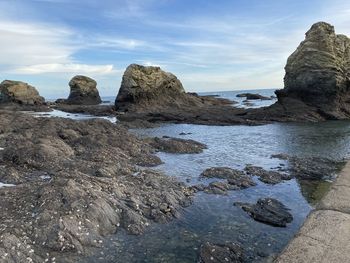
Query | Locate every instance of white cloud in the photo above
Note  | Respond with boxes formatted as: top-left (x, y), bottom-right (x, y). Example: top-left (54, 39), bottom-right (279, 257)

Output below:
top-left (10, 63), bottom-right (116, 75)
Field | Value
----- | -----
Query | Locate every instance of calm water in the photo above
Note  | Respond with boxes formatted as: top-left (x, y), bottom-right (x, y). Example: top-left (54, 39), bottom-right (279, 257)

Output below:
top-left (36, 91), bottom-right (350, 262)
top-left (80, 119), bottom-right (350, 263)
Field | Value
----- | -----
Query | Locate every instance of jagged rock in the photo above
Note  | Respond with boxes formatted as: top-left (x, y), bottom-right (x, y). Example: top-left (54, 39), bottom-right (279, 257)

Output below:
top-left (64, 75), bottom-right (102, 105)
top-left (234, 198), bottom-right (293, 227)
top-left (150, 137), bottom-right (207, 154)
top-left (198, 242), bottom-right (244, 263)
top-left (244, 165), bottom-right (292, 184)
top-left (201, 167), bottom-right (256, 188)
top-left (276, 22), bottom-right (350, 119)
top-left (0, 80), bottom-right (45, 105)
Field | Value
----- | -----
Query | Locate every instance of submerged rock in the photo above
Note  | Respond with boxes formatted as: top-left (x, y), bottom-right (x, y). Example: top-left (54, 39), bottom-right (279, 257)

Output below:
top-left (150, 137), bottom-right (207, 154)
top-left (198, 241), bottom-right (244, 263)
top-left (64, 75), bottom-right (102, 105)
top-left (234, 198), bottom-right (293, 227)
top-left (272, 153), bottom-right (343, 180)
top-left (0, 80), bottom-right (45, 105)
top-left (244, 165), bottom-right (291, 184)
top-left (276, 22), bottom-right (350, 119)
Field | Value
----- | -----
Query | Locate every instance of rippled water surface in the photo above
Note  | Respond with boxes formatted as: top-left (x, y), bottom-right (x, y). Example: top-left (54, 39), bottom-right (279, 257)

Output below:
top-left (79, 119), bottom-right (350, 263)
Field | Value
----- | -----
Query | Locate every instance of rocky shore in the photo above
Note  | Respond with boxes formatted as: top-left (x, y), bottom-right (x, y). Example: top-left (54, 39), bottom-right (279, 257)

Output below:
top-left (0, 21), bottom-right (348, 263)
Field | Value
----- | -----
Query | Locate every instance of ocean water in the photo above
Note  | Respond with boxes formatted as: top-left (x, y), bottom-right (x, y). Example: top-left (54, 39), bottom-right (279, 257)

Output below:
top-left (32, 90), bottom-right (350, 262)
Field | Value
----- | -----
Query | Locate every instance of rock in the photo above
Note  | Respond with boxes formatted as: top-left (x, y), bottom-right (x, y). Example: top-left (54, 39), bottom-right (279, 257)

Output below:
top-left (198, 242), bottom-right (244, 263)
top-left (276, 22), bottom-right (350, 119)
top-left (0, 80), bottom-right (45, 105)
top-left (150, 137), bottom-right (207, 154)
top-left (244, 165), bottom-right (292, 184)
top-left (0, 110), bottom-right (195, 262)
top-left (234, 198), bottom-right (293, 227)
top-left (201, 167), bottom-right (256, 188)
top-left (271, 154), bottom-right (343, 180)
top-left (203, 181), bottom-right (237, 195)
top-left (116, 64), bottom-right (190, 112)
top-left (236, 93), bottom-right (272, 100)
top-left (64, 75), bottom-right (102, 105)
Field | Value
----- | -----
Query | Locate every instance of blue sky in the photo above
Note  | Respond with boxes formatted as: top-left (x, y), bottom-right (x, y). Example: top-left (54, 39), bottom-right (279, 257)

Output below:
top-left (0, 0), bottom-right (349, 98)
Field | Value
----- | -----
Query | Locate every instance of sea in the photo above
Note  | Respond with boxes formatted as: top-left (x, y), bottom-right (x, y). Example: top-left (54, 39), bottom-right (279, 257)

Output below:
top-left (32, 89), bottom-right (350, 262)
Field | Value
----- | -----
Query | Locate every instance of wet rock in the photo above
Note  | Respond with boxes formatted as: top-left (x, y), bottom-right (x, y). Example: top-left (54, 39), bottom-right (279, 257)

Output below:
top-left (0, 80), bottom-right (45, 105)
top-left (234, 198), bottom-right (293, 227)
top-left (198, 241), bottom-right (244, 263)
top-left (271, 153), bottom-right (343, 180)
top-left (203, 181), bottom-right (237, 195)
top-left (201, 167), bottom-right (256, 188)
top-left (0, 110), bottom-right (194, 262)
top-left (236, 93), bottom-right (272, 100)
top-left (64, 75), bottom-right (102, 105)
top-left (244, 165), bottom-right (292, 184)
top-left (150, 137), bottom-right (207, 154)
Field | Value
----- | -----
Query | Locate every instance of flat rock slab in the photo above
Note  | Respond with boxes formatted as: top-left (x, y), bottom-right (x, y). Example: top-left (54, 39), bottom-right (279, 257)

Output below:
top-left (276, 210), bottom-right (350, 263)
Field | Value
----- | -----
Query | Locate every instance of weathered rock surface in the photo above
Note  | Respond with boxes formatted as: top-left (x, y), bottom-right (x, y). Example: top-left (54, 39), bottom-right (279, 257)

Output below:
top-left (234, 198), bottom-right (293, 227)
top-left (201, 167), bottom-right (256, 188)
top-left (276, 22), bottom-right (350, 119)
top-left (0, 80), bottom-right (45, 105)
top-left (64, 75), bottom-right (102, 105)
top-left (272, 153), bottom-right (343, 180)
top-left (150, 137), bottom-right (207, 154)
top-left (0, 110), bottom-right (196, 262)
top-left (244, 165), bottom-right (292, 184)
top-left (198, 242), bottom-right (244, 263)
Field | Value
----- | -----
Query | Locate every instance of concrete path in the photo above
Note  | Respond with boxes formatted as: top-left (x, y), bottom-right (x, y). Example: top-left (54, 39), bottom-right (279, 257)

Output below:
top-left (276, 161), bottom-right (350, 263)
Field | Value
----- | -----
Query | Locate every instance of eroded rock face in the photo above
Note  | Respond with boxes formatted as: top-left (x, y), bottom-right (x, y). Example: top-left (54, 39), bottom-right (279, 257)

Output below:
top-left (115, 64), bottom-right (204, 112)
top-left (66, 75), bottom-right (102, 105)
top-left (0, 80), bottom-right (45, 105)
top-left (277, 22), bottom-right (350, 119)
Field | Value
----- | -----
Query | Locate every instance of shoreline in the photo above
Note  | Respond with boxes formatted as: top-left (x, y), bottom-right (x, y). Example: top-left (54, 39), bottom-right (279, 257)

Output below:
top-left (276, 160), bottom-right (350, 262)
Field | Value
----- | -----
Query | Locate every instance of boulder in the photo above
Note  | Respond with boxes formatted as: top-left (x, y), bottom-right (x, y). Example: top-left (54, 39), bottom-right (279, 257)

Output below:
top-left (276, 22), bottom-right (350, 119)
top-left (115, 64), bottom-right (203, 112)
top-left (234, 198), bottom-right (293, 227)
top-left (0, 80), bottom-right (45, 105)
top-left (65, 75), bottom-right (101, 105)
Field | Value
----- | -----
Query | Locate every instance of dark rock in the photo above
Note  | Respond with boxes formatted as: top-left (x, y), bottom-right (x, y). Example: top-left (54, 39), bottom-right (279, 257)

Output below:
top-left (150, 137), bottom-right (207, 154)
top-left (234, 198), bottom-right (293, 227)
top-left (0, 110), bottom-right (195, 262)
top-left (198, 242), bottom-right (244, 263)
top-left (271, 153), bottom-right (343, 180)
top-left (236, 93), bottom-right (272, 100)
top-left (244, 165), bottom-right (292, 184)
top-left (203, 181), bottom-right (237, 195)
top-left (201, 167), bottom-right (256, 188)
top-left (0, 80), bottom-right (45, 105)
top-left (64, 75), bottom-right (102, 105)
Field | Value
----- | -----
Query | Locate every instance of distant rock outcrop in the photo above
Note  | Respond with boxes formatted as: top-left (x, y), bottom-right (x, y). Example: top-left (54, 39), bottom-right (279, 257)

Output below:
top-left (65, 75), bottom-right (101, 105)
top-left (276, 22), bottom-right (350, 119)
top-left (115, 64), bottom-right (207, 112)
top-left (0, 80), bottom-right (45, 105)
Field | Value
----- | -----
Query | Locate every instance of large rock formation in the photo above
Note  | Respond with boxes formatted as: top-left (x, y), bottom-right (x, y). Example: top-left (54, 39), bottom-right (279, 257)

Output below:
top-left (0, 80), bottom-right (45, 105)
top-left (115, 64), bottom-right (206, 112)
top-left (65, 75), bottom-right (102, 105)
top-left (276, 22), bottom-right (350, 119)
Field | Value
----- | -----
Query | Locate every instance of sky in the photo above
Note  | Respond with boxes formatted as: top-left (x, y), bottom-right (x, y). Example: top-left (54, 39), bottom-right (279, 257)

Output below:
top-left (0, 0), bottom-right (349, 98)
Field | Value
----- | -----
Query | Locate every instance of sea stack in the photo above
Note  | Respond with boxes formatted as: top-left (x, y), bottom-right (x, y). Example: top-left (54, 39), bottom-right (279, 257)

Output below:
top-left (0, 80), bottom-right (45, 105)
top-left (115, 64), bottom-right (203, 112)
top-left (276, 22), bottom-right (350, 119)
top-left (65, 75), bottom-right (102, 105)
